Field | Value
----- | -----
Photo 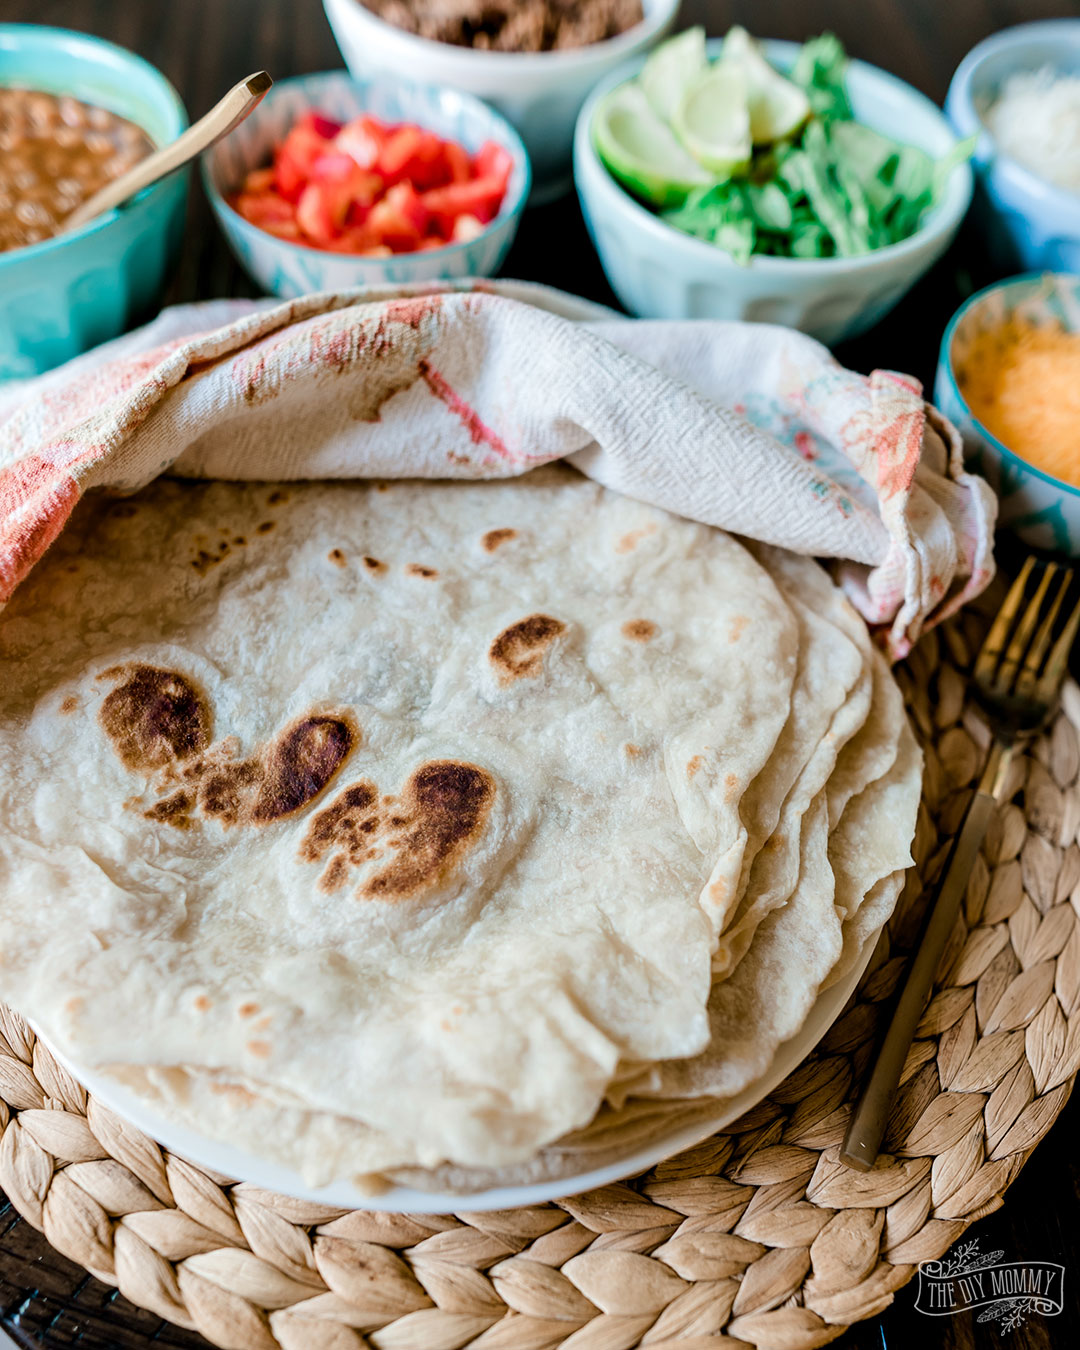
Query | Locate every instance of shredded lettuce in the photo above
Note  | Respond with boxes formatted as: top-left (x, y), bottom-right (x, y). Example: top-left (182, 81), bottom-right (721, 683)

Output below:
top-left (659, 33), bottom-right (972, 264)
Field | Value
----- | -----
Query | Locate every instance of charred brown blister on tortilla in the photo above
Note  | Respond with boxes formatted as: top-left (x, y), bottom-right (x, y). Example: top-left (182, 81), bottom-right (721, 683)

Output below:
top-left (98, 664), bottom-right (211, 772)
top-left (300, 761), bottom-right (495, 900)
top-left (406, 562), bottom-right (438, 578)
top-left (489, 614), bottom-right (566, 684)
top-left (98, 667), bottom-right (355, 830)
top-left (193, 714), bottom-right (358, 828)
top-left (481, 528), bottom-right (517, 553)
top-left (622, 619), bottom-right (658, 642)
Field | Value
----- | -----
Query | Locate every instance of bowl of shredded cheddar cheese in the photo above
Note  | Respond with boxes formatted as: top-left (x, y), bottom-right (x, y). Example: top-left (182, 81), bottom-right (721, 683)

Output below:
top-left (936, 272), bottom-right (1080, 554)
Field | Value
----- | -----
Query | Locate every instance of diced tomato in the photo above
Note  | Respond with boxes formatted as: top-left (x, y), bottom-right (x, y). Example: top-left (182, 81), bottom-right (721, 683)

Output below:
top-left (237, 107), bottom-right (510, 257)
top-left (241, 166), bottom-right (276, 194)
top-left (274, 121), bottom-right (334, 201)
top-left (367, 181), bottom-right (429, 251)
top-left (296, 109), bottom-right (343, 141)
top-left (296, 183), bottom-right (346, 246)
top-left (420, 176), bottom-right (505, 234)
top-left (472, 140), bottom-right (513, 193)
top-left (232, 191), bottom-right (295, 228)
top-left (444, 140), bottom-right (471, 184)
top-left (335, 114), bottom-right (389, 170)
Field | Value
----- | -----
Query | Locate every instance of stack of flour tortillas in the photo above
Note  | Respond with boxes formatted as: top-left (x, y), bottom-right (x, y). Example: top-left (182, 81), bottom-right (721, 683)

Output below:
top-left (0, 464), bottom-right (921, 1192)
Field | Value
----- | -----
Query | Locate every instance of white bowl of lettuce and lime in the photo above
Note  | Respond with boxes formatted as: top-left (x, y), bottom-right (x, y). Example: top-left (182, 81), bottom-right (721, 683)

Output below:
top-left (574, 28), bottom-right (974, 343)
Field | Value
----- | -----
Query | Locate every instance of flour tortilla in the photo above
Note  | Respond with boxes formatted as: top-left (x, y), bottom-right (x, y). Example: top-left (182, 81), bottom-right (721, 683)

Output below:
top-left (0, 467), bottom-right (803, 1169)
top-left (711, 548), bottom-right (870, 976)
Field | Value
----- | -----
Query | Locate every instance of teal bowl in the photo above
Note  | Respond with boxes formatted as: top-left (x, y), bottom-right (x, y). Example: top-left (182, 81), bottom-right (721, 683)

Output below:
top-left (0, 26), bottom-right (189, 380)
top-left (934, 273), bottom-right (1080, 555)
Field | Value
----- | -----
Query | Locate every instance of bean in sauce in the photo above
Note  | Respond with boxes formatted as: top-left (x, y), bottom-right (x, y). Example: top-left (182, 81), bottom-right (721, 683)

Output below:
top-left (0, 88), bottom-right (154, 253)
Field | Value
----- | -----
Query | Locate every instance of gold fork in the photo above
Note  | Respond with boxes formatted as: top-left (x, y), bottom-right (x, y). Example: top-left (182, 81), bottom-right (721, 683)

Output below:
top-left (841, 556), bottom-right (1080, 1171)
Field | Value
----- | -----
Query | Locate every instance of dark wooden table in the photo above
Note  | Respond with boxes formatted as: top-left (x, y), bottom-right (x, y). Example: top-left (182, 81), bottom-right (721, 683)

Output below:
top-left (2, 1), bottom-right (1080, 1346)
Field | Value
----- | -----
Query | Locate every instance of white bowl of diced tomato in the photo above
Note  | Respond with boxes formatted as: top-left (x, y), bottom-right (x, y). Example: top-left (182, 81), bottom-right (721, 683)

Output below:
top-left (202, 69), bottom-right (530, 297)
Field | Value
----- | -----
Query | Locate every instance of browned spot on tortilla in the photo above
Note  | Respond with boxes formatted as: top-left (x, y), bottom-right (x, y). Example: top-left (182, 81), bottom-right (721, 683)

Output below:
top-left (254, 1015), bottom-right (272, 1031)
top-left (616, 524), bottom-right (657, 554)
top-left (625, 743), bottom-right (642, 759)
top-left (256, 520), bottom-right (276, 535)
top-left (406, 563), bottom-right (438, 578)
top-left (362, 761), bottom-right (495, 901)
top-left (708, 877), bottom-right (728, 907)
top-left (193, 995), bottom-right (211, 1012)
top-left (329, 548), bottom-right (346, 566)
top-left (238, 1002), bottom-right (260, 1018)
top-left (184, 715), bottom-right (356, 829)
top-left (99, 665), bottom-right (210, 773)
top-left (300, 781), bottom-right (380, 868)
top-left (251, 716), bottom-right (356, 824)
top-left (724, 773), bottom-right (739, 802)
top-left (489, 614), bottom-right (566, 684)
top-left (302, 764), bottom-right (495, 901)
top-left (687, 755), bottom-right (703, 779)
top-left (729, 615), bottom-right (750, 642)
top-left (233, 536), bottom-right (247, 546)
top-left (623, 619), bottom-right (658, 643)
top-left (363, 556), bottom-right (387, 574)
top-left (376, 483), bottom-right (390, 492)
top-left (197, 758), bottom-right (262, 826)
top-left (246, 1040), bottom-right (271, 1058)
top-left (267, 489), bottom-right (289, 506)
top-left (144, 789), bottom-right (196, 829)
top-left (482, 528), bottom-right (517, 552)
top-left (320, 855), bottom-right (351, 893)
top-left (60, 696), bottom-right (78, 714)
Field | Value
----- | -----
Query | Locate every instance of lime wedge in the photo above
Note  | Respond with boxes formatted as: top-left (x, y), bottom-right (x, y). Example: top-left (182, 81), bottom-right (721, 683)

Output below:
top-left (672, 64), bottom-right (752, 179)
top-left (722, 26), bottom-right (811, 145)
top-left (641, 26), bottom-right (707, 124)
top-left (593, 82), bottom-right (713, 207)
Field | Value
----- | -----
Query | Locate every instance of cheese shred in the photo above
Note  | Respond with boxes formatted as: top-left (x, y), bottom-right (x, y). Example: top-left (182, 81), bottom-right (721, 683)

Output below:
top-left (957, 317), bottom-right (1080, 487)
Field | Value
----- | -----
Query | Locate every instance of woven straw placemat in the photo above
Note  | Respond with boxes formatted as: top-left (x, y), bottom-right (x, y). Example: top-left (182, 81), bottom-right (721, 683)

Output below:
top-left (1, 610), bottom-right (1077, 1350)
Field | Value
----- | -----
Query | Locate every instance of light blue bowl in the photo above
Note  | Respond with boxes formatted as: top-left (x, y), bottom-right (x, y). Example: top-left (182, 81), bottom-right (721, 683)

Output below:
top-left (946, 21), bottom-right (1080, 273)
top-left (935, 273), bottom-right (1080, 555)
top-left (202, 70), bottom-right (530, 298)
top-left (0, 25), bottom-right (189, 380)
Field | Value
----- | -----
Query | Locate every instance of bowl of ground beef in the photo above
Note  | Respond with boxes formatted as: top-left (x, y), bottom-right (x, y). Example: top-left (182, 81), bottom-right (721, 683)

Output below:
top-left (323, 0), bottom-right (679, 201)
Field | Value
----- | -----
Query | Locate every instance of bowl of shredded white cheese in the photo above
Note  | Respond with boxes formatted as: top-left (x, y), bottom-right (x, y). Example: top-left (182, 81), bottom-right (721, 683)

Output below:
top-left (947, 19), bottom-right (1080, 271)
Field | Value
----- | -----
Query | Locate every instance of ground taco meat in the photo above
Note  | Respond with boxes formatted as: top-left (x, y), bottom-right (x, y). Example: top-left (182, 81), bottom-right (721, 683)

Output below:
top-left (362, 0), bottom-right (644, 52)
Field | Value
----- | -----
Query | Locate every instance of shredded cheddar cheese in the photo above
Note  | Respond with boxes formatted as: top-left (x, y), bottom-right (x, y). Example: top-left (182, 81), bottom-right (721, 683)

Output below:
top-left (957, 317), bottom-right (1080, 487)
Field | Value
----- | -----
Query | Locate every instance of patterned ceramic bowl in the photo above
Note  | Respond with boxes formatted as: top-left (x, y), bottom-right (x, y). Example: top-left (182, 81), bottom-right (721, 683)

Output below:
top-left (202, 70), bottom-right (530, 299)
top-left (946, 21), bottom-right (1080, 274)
top-left (935, 273), bottom-right (1080, 555)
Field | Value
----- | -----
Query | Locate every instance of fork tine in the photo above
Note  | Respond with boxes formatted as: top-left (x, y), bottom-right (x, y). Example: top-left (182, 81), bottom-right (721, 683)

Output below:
top-left (995, 561), bottom-right (1057, 694)
top-left (1035, 590), bottom-right (1080, 708)
top-left (975, 555), bottom-right (1037, 683)
top-left (1014, 569), bottom-right (1071, 702)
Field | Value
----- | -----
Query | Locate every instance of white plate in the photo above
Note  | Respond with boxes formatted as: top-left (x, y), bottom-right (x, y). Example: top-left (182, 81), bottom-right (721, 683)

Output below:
top-left (39, 931), bottom-right (874, 1214)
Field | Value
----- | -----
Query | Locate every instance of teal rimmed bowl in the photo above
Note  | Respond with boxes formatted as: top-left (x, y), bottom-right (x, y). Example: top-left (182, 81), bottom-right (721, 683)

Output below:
top-left (934, 273), bottom-right (1080, 555)
top-left (0, 25), bottom-right (188, 380)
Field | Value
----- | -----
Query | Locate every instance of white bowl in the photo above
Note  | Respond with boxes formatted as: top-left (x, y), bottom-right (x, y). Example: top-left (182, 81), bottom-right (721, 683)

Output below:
top-left (574, 39), bottom-right (974, 345)
top-left (323, 0), bottom-right (678, 202)
top-left (945, 20), bottom-right (1080, 274)
top-left (202, 70), bottom-right (529, 299)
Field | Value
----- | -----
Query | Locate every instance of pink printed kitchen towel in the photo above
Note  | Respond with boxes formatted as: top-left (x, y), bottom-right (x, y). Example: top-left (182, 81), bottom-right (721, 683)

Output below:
top-left (0, 280), bottom-right (995, 656)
